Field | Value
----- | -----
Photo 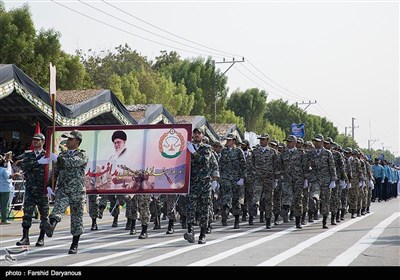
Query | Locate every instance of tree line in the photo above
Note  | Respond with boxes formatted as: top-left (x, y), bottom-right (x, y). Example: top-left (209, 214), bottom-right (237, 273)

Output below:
top-left (0, 2), bottom-right (397, 164)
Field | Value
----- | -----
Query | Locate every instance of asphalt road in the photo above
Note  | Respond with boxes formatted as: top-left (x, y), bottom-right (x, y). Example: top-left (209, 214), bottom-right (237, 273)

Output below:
top-left (0, 197), bottom-right (399, 270)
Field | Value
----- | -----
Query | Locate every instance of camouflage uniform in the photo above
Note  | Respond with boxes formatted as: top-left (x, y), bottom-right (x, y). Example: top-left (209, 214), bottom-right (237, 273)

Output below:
top-left (49, 148), bottom-right (88, 236)
top-left (330, 149), bottom-right (347, 222)
top-left (252, 145), bottom-right (279, 223)
top-left (359, 158), bottom-right (368, 214)
top-left (242, 147), bottom-right (255, 221)
top-left (150, 195), bottom-right (163, 229)
top-left (21, 150), bottom-right (49, 230)
top-left (306, 145), bottom-right (337, 227)
top-left (219, 145), bottom-right (246, 224)
top-left (185, 140), bottom-right (219, 243)
top-left (187, 142), bottom-right (219, 228)
top-left (340, 153), bottom-right (352, 219)
top-left (278, 145), bottom-right (307, 227)
top-left (347, 152), bottom-right (362, 217)
top-left (88, 195), bottom-right (99, 219)
top-left (364, 160), bottom-right (373, 212)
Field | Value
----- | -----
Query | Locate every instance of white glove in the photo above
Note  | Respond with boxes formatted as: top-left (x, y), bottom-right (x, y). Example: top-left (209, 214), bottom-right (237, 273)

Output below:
top-left (369, 180), bottom-right (374, 189)
top-left (211, 180), bottom-right (219, 191)
top-left (47, 186), bottom-right (55, 199)
top-left (236, 178), bottom-right (244, 186)
top-left (50, 153), bottom-right (58, 162)
top-left (359, 182), bottom-right (363, 188)
top-left (381, 180), bottom-right (384, 184)
top-left (186, 141), bottom-right (196, 154)
top-left (339, 180), bottom-right (346, 188)
top-left (347, 183), bottom-right (352, 189)
top-left (303, 180), bottom-right (308, 188)
top-left (274, 179), bottom-right (279, 188)
top-left (38, 156), bottom-right (50, 164)
top-left (329, 181), bottom-right (336, 189)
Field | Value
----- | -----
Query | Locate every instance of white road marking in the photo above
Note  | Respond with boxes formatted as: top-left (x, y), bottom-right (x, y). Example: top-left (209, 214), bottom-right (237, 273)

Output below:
top-left (257, 213), bottom-right (370, 266)
top-left (329, 212), bottom-right (400, 266)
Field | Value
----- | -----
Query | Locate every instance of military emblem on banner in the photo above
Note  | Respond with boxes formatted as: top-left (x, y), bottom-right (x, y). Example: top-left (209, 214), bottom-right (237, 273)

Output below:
top-left (159, 129), bottom-right (185, 159)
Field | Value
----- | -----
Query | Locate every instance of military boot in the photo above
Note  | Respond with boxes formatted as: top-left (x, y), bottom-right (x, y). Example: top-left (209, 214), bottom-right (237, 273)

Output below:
top-left (111, 215), bottom-right (118, 227)
top-left (249, 215), bottom-right (254, 226)
top-left (198, 227), bottom-right (207, 244)
top-left (322, 215), bottom-right (328, 229)
top-left (35, 230), bottom-right (45, 247)
top-left (233, 215), bottom-right (240, 229)
top-left (181, 215), bottom-right (187, 229)
top-left (357, 209), bottom-right (361, 217)
top-left (308, 210), bottom-right (314, 223)
top-left (125, 218), bottom-right (132, 230)
top-left (265, 218), bottom-right (271, 229)
top-left (43, 218), bottom-right (57, 238)
top-left (331, 212), bottom-right (337, 225)
top-left (301, 212), bottom-right (307, 225)
top-left (98, 205), bottom-right (105, 219)
top-left (91, 218), bottom-right (98, 231)
top-left (16, 228), bottom-right (30, 246)
top-left (289, 211), bottom-right (295, 221)
top-left (273, 214), bottom-right (279, 225)
top-left (153, 216), bottom-right (161, 230)
top-left (130, 219), bottom-right (136, 235)
top-left (166, 219), bottom-right (174, 234)
top-left (68, 235), bottom-right (80, 254)
top-left (295, 216), bottom-right (302, 229)
top-left (183, 224), bottom-right (195, 243)
top-left (366, 207), bottom-right (370, 214)
top-left (206, 221), bottom-right (212, 234)
top-left (361, 207), bottom-right (365, 215)
top-left (313, 211), bottom-right (319, 221)
top-left (351, 209), bottom-right (356, 219)
top-left (138, 225), bottom-right (148, 239)
top-left (340, 209), bottom-right (345, 220)
top-left (259, 211), bottom-right (265, 223)
top-left (336, 210), bottom-right (341, 223)
top-left (241, 205), bottom-right (247, 221)
top-left (221, 206), bottom-right (228, 226)
top-left (281, 206), bottom-right (289, 223)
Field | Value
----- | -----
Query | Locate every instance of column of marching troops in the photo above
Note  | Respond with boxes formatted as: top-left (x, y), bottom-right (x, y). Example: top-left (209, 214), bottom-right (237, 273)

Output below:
top-left (14, 129), bottom-right (399, 253)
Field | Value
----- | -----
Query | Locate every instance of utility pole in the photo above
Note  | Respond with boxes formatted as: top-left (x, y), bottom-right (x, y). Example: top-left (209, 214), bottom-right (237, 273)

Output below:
top-left (344, 126), bottom-right (352, 137)
top-left (368, 139), bottom-right (379, 151)
top-left (295, 100), bottom-right (317, 111)
top-left (213, 57), bottom-right (245, 122)
top-left (351, 117), bottom-right (359, 140)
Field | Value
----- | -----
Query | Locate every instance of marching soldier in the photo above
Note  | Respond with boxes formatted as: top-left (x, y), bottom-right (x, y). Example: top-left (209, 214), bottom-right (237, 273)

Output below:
top-left (324, 138), bottom-right (347, 225)
top-left (184, 127), bottom-right (219, 244)
top-left (16, 133), bottom-right (49, 247)
top-left (252, 133), bottom-right (279, 229)
top-left (42, 130), bottom-right (89, 254)
top-left (219, 133), bottom-right (246, 229)
top-left (306, 134), bottom-right (337, 229)
top-left (241, 140), bottom-right (255, 225)
top-left (345, 148), bottom-right (362, 219)
top-left (278, 135), bottom-right (308, 229)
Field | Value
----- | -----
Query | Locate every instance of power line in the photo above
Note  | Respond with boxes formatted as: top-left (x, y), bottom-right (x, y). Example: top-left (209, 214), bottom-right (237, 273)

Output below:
top-left (50, 0), bottom-right (223, 58)
top-left (102, 0), bottom-right (242, 58)
top-left (79, 0), bottom-right (233, 59)
top-left (246, 58), bottom-right (314, 101)
top-left (239, 64), bottom-right (300, 101)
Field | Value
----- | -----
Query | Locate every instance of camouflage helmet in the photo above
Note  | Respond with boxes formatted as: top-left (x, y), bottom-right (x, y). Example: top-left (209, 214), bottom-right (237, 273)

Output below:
top-left (313, 134), bottom-right (324, 142)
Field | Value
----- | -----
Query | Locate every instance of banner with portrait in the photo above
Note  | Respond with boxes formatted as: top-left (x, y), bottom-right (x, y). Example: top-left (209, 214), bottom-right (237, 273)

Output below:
top-left (47, 124), bottom-right (192, 194)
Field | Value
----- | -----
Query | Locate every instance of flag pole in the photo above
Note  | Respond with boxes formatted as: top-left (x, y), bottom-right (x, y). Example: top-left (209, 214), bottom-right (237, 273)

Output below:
top-left (49, 63), bottom-right (57, 192)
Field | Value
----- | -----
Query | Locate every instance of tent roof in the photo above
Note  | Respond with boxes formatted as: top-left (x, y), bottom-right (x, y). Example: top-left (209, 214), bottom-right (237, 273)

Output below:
top-left (0, 64), bottom-right (136, 126)
top-left (174, 115), bottom-right (219, 142)
top-left (126, 104), bottom-right (175, 124)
